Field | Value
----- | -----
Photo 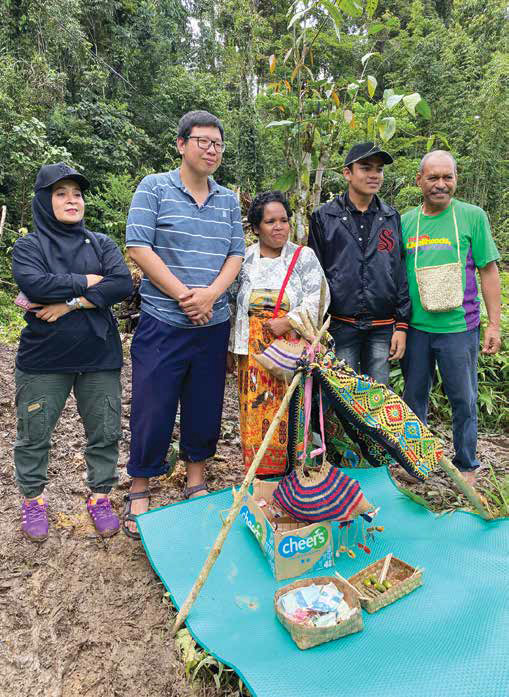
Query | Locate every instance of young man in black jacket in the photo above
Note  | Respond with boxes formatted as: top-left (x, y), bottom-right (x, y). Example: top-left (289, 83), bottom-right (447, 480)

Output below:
top-left (308, 142), bottom-right (410, 384)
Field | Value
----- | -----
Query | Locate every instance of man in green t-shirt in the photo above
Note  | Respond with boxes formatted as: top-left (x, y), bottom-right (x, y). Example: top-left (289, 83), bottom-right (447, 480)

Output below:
top-left (401, 150), bottom-right (501, 484)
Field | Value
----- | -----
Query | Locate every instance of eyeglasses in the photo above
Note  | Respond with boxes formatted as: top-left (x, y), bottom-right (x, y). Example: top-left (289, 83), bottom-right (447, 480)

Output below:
top-left (186, 136), bottom-right (226, 153)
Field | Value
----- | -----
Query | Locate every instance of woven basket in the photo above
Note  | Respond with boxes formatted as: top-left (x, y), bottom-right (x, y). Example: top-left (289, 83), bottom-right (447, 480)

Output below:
top-left (274, 576), bottom-right (363, 650)
top-left (348, 557), bottom-right (423, 613)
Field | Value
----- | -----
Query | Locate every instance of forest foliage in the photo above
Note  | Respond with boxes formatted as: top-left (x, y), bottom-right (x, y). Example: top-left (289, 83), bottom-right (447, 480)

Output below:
top-left (0, 0), bottom-right (507, 248)
top-left (0, 0), bottom-right (507, 428)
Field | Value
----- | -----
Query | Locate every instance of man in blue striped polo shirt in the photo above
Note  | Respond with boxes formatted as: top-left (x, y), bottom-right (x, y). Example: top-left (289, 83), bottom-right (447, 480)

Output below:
top-left (123, 110), bottom-right (244, 537)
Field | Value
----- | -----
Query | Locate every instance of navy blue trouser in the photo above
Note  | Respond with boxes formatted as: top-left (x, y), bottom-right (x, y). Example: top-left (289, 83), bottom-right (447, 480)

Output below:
top-left (401, 326), bottom-right (480, 471)
top-left (127, 312), bottom-right (230, 478)
top-left (330, 322), bottom-right (393, 385)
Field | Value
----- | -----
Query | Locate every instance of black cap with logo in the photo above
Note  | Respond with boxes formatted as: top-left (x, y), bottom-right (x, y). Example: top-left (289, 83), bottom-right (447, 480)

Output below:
top-left (34, 163), bottom-right (90, 192)
top-left (344, 142), bottom-right (394, 167)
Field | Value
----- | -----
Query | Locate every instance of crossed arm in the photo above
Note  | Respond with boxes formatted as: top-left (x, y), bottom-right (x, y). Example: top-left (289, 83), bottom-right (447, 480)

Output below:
top-left (13, 236), bottom-right (133, 322)
top-left (33, 275), bottom-right (101, 321)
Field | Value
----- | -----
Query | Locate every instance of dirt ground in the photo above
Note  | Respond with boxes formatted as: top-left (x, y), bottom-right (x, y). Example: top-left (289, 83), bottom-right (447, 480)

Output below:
top-left (0, 340), bottom-right (507, 697)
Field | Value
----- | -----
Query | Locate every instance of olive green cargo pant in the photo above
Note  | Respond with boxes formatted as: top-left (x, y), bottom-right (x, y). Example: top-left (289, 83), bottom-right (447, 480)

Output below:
top-left (14, 369), bottom-right (122, 498)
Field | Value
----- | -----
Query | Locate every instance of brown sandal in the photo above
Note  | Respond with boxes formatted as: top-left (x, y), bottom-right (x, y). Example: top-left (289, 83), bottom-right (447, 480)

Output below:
top-left (122, 490), bottom-right (151, 539)
top-left (183, 484), bottom-right (209, 500)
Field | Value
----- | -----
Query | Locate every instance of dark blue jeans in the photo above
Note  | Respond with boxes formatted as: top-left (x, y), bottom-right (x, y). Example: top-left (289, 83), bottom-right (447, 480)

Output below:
top-left (330, 322), bottom-right (392, 385)
top-left (401, 326), bottom-right (480, 471)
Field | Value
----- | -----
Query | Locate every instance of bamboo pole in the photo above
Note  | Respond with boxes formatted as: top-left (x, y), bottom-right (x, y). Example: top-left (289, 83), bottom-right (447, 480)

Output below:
top-left (173, 317), bottom-right (330, 633)
top-left (438, 455), bottom-right (492, 520)
top-left (0, 206), bottom-right (6, 239)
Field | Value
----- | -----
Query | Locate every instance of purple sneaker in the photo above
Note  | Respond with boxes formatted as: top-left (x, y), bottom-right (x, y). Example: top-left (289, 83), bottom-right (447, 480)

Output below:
top-left (87, 497), bottom-right (120, 537)
top-left (22, 498), bottom-right (49, 541)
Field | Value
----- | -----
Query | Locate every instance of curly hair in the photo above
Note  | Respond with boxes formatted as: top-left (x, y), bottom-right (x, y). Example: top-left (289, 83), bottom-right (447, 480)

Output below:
top-left (247, 190), bottom-right (292, 230)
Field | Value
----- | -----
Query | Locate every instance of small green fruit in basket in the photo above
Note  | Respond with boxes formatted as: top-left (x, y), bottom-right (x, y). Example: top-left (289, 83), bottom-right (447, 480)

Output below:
top-left (369, 575), bottom-right (378, 585)
top-left (363, 578), bottom-right (372, 588)
top-left (383, 580), bottom-right (392, 589)
top-left (374, 582), bottom-right (386, 593)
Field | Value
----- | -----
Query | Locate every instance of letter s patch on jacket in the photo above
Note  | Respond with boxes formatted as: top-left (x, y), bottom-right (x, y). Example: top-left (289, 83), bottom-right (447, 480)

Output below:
top-left (378, 228), bottom-right (394, 252)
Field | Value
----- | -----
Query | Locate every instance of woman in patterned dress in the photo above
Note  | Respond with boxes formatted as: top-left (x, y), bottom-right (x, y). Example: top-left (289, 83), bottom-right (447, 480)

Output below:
top-left (229, 191), bottom-right (329, 477)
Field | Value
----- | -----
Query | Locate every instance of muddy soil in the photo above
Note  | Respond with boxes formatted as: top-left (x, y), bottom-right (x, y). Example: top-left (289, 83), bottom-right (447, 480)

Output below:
top-left (0, 340), bottom-right (507, 697)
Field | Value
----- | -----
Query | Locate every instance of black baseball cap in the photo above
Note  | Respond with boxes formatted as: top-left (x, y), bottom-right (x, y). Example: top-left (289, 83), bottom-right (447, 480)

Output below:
top-left (34, 163), bottom-right (90, 192)
top-left (344, 142), bottom-right (393, 167)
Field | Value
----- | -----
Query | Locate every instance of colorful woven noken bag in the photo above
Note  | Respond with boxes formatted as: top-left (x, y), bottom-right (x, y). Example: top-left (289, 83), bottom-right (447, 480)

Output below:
top-left (273, 351), bottom-right (371, 523)
top-left (287, 346), bottom-right (443, 482)
top-left (414, 203), bottom-right (463, 313)
top-left (273, 459), bottom-right (366, 523)
top-left (254, 245), bottom-right (307, 380)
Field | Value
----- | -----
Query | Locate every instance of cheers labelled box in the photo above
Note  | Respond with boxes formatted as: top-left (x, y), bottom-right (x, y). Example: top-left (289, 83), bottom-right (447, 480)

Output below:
top-left (239, 479), bottom-right (334, 582)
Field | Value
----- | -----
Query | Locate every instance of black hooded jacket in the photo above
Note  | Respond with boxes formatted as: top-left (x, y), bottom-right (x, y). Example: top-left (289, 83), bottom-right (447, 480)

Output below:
top-left (308, 193), bottom-right (410, 329)
top-left (12, 181), bottom-right (133, 374)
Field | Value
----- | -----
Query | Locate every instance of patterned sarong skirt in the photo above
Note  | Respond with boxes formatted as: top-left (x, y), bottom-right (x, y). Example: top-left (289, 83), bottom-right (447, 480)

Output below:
top-left (238, 291), bottom-right (291, 476)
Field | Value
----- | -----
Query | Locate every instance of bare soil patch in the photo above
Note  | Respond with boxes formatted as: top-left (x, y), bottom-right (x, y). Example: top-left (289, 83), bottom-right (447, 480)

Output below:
top-left (0, 341), bottom-right (245, 697)
top-left (0, 340), bottom-right (506, 696)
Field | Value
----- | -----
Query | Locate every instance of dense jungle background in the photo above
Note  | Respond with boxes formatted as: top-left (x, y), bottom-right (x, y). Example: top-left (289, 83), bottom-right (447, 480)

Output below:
top-left (0, 1), bottom-right (507, 696)
top-left (0, 0), bottom-right (508, 428)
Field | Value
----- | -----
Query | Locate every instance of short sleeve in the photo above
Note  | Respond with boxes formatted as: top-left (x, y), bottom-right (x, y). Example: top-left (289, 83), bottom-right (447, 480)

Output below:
top-left (125, 175), bottom-right (159, 248)
top-left (228, 198), bottom-right (245, 258)
top-left (471, 209), bottom-right (500, 269)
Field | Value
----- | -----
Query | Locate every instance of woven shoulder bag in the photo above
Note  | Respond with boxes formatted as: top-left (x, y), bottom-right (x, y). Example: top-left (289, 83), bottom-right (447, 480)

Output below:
top-left (414, 203), bottom-right (463, 313)
top-left (254, 246), bottom-right (307, 380)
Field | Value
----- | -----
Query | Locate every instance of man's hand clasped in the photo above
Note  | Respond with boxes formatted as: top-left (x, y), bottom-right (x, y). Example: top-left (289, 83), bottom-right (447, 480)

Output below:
top-left (178, 287), bottom-right (216, 325)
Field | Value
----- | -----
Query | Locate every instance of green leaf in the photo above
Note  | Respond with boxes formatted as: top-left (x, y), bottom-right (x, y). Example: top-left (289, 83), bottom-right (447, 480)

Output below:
top-left (416, 97), bottom-right (432, 119)
top-left (320, 0), bottom-right (344, 28)
top-left (368, 22), bottom-right (386, 34)
top-left (339, 0), bottom-right (363, 17)
top-left (266, 120), bottom-right (294, 127)
top-left (288, 7), bottom-right (311, 29)
top-left (434, 131), bottom-right (451, 149)
top-left (366, 0), bottom-right (379, 18)
top-left (347, 82), bottom-right (359, 98)
top-left (386, 93), bottom-right (403, 109)
top-left (274, 169), bottom-right (297, 191)
top-left (367, 75), bottom-right (377, 98)
top-left (378, 116), bottom-right (396, 141)
top-left (398, 487), bottom-right (433, 510)
top-left (426, 134), bottom-right (436, 152)
top-left (402, 92), bottom-right (421, 116)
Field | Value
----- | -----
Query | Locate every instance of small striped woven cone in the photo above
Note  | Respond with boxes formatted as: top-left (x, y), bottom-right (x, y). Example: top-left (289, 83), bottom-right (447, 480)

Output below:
top-left (273, 460), bottom-right (368, 523)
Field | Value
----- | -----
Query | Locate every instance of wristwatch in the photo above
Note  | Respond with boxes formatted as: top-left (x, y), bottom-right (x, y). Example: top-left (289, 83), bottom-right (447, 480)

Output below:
top-left (65, 297), bottom-right (84, 310)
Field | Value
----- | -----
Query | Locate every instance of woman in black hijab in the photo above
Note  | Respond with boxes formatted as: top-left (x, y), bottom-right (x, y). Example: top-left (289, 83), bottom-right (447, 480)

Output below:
top-left (12, 163), bottom-right (133, 542)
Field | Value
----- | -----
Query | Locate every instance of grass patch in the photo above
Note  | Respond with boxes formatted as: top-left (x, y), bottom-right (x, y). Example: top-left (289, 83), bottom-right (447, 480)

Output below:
top-left (481, 465), bottom-right (509, 518)
top-left (0, 287), bottom-right (24, 344)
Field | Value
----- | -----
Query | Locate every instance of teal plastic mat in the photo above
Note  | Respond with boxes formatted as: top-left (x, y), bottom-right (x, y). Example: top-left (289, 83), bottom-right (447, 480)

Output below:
top-left (137, 469), bottom-right (509, 697)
